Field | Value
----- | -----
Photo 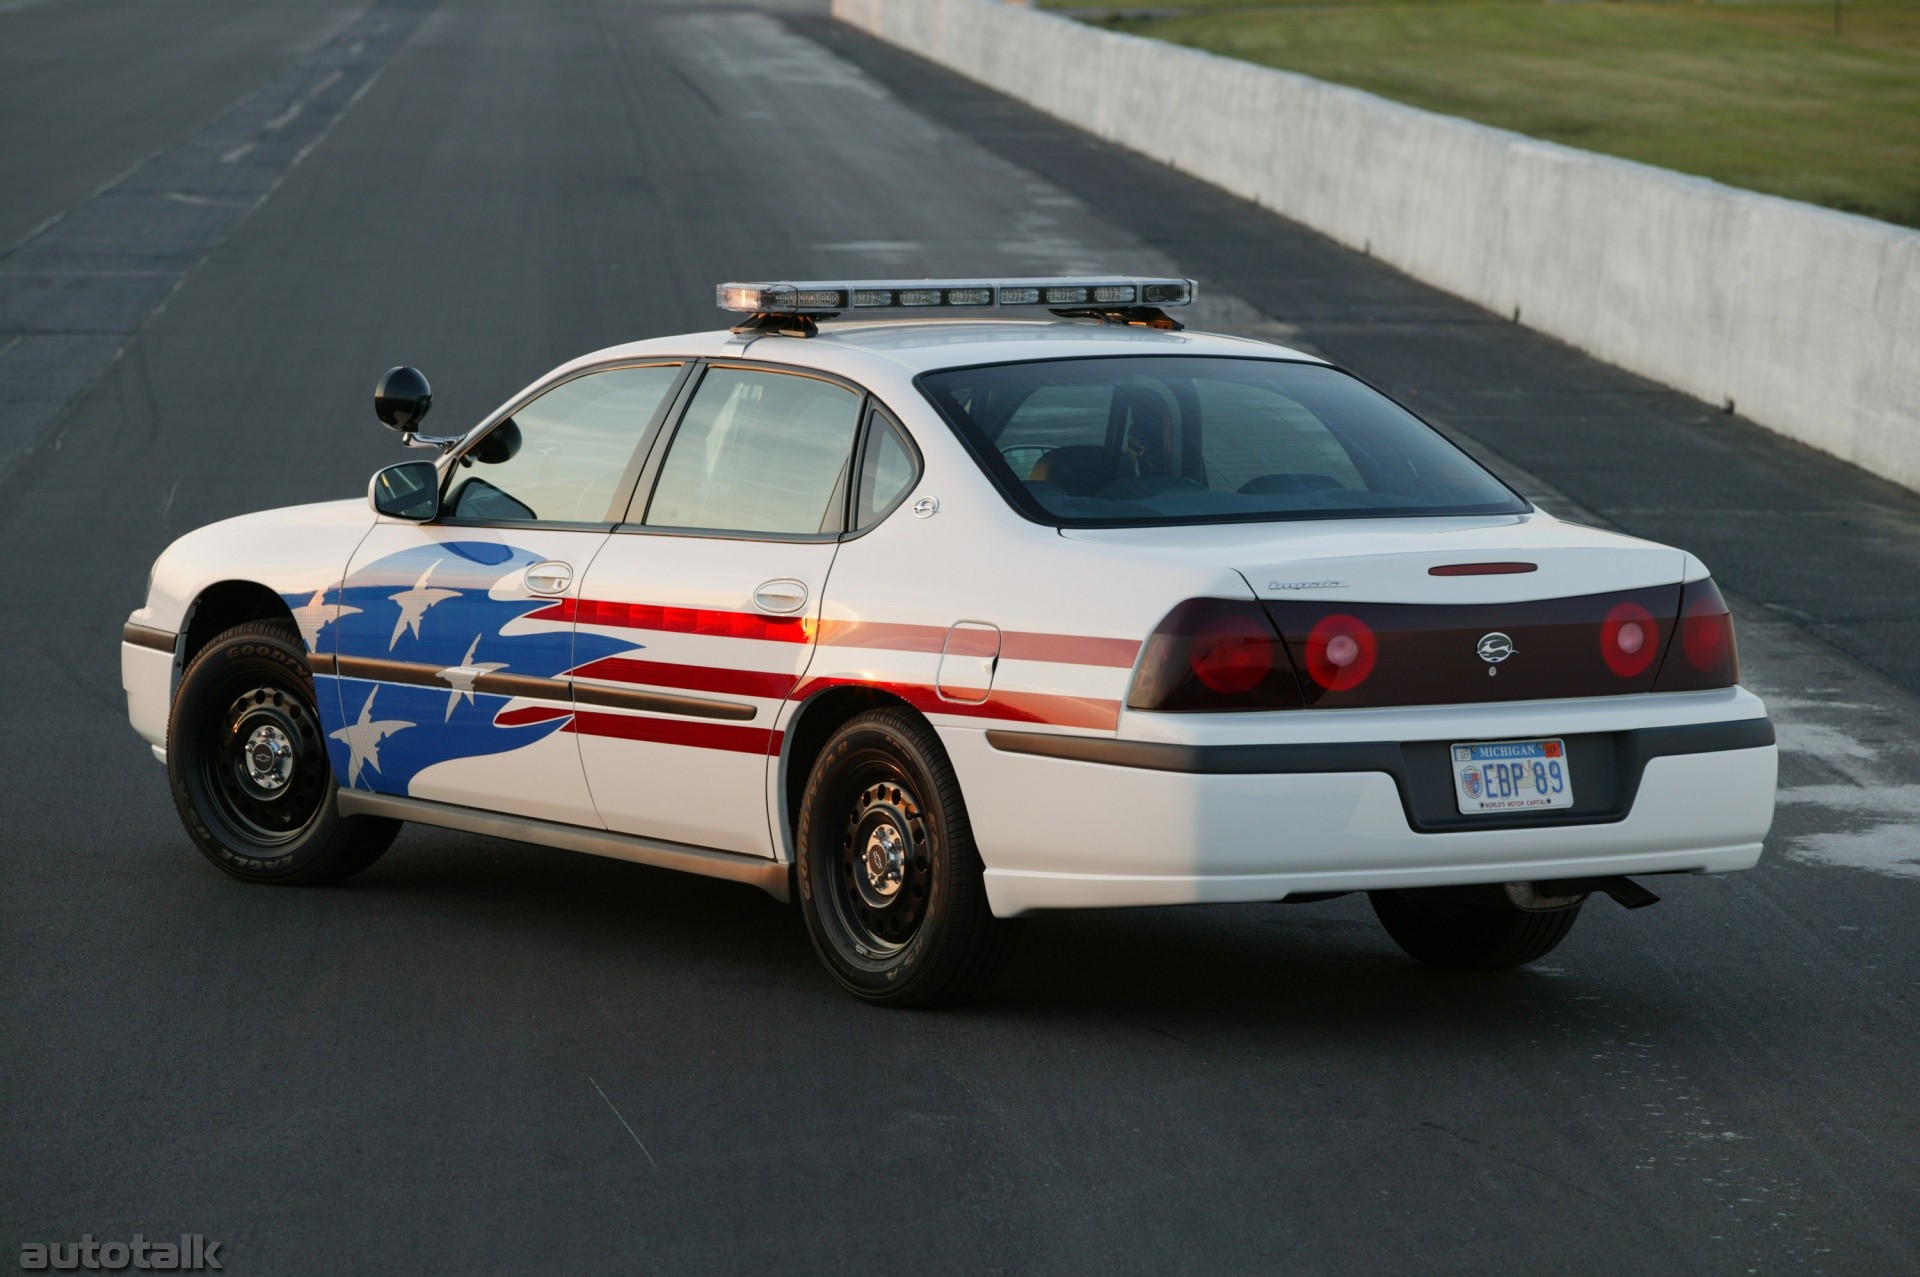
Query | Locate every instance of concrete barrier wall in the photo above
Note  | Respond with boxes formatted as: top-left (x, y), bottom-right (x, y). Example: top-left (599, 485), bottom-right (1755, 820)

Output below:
top-left (834, 0), bottom-right (1920, 492)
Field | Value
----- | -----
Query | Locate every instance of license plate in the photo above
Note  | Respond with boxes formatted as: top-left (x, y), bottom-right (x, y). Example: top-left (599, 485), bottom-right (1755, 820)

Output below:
top-left (1451, 739), bottom-right (1574, 814)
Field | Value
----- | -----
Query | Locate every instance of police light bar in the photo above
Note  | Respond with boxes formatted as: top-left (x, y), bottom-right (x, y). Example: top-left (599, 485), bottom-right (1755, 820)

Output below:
top-left (715, 277), bottom-right (1197, 315)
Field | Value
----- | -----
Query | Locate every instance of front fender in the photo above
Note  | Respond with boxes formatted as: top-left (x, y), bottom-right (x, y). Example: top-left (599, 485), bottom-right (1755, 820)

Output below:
top-left (123, 500), bottom-right (378, 754)
top-left (132, 499), bottom-right (377, 636)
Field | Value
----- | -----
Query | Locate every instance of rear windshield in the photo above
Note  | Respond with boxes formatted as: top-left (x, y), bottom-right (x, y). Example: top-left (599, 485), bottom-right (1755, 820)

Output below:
top-left (917, 356), bottom-right (1528, 526)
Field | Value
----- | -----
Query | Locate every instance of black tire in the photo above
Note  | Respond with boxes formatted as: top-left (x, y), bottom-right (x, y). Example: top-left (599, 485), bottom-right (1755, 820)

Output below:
top-left (1369, 889), bottom-right (1581, 970)
top-left (796, 707), bottom-right (1015, 1007)
top-left (167, 619), bottom-right (399, 885)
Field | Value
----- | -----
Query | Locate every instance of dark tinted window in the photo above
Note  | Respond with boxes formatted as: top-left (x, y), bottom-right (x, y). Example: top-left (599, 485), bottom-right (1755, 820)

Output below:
top-left (644, 367), bottom-right (862, 535)
top-left (446, 364), bottom-right (681, 523)
top-left (853, 413), bottom-right (918, 531)
top-left (918, 357), bottom-right (1527, 526)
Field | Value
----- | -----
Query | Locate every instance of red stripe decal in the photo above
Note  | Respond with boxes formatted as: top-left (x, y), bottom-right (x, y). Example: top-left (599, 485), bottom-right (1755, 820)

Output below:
top-left (497, 702), bottom-right (778, 753)
top-left (528, 597), bottom-right (812, 643)
top-left (815, 620), bottom-right (947, 654)
top-left (542, 600), bottom-right (1137, 668)
top-left (500, 677), bottom-right (1110, 739)
top-left (568, 710), bottom-right (781, 755)
top-left (1000, 631), bottom-right (1140, 669)
top-left (791, 677), bottom-right (1120, 732)
top-left (570, 656), bottom-right (798, 700)
top-left (817, 619), bottom-right (1139, 668)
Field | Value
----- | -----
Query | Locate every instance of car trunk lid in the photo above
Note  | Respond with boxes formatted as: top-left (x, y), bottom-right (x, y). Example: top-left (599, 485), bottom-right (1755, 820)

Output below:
top-left (1064, 514), bottom-right (1693, 707)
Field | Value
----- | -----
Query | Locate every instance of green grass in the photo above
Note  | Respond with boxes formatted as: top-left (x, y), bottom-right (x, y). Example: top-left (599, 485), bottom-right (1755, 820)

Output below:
top-left (1055, 0), bottom-right (1920, 227)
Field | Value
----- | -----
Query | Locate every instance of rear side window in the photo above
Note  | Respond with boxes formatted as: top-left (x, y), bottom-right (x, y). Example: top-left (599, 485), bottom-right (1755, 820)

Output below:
top-left (917, 356), bottom-right (1527, 527)
top-left (644, 367), bottom-right (863, 536)
top-left (853, 412), bottom-right (919, 531)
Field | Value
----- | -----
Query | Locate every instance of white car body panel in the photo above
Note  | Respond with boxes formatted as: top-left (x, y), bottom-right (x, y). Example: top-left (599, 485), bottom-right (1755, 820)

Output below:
top-left (123, 320), bottom-right (1777, 912)
top-left (573, 533), bottom-right (840, 857)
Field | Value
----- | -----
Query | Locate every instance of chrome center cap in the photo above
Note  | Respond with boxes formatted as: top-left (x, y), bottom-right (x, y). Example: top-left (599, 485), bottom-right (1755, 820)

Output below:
top-left (244, 724), bottom-right (295, 792)
top-left (862, 824), bottom-right (906, 900)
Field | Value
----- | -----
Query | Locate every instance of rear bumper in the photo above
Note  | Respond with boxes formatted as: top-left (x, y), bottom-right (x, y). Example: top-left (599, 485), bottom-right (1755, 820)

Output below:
top-left (942, 695), bottom-right (1777, 916)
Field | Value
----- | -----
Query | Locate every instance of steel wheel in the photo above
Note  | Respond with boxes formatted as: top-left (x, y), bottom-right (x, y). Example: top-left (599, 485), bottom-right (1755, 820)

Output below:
top-left (168, 619), bottom-right (398, 884)
top-left (201, 681), bottom-right (328, 847)
top-left (829, 771), bottom-right (934, 960)
top-left (796, 707), bottom-right (1015, 1006)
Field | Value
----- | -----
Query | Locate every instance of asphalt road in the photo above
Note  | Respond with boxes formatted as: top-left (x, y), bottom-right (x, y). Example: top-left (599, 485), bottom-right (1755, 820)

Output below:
top-left (3, 0), bottom-right (1918, 1272)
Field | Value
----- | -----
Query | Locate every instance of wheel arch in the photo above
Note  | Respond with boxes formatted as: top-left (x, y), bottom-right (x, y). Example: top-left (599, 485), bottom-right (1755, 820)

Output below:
top-left (780, 684), bottom-right (925, 847)
top-left (181, 580), bottom-right (298, 669)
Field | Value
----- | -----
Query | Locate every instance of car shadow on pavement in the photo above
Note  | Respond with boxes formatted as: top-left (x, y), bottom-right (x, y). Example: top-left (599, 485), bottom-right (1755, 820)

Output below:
top-left (307, 824), bottom-right (1692, 1044)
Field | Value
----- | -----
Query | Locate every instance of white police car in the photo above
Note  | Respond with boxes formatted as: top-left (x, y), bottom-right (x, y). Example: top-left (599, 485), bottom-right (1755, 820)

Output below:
top-left (122, 278), bottom-right (1777, 1005)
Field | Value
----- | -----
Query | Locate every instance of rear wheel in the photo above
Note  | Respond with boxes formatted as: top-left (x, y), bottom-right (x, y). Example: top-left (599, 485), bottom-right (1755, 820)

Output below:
top-left (1369, 888), bottom-right (1581, 970)
top-left (167, 619), bottom-right (398, 885)
top-left (796, 708), bottom-right (1014, 1007)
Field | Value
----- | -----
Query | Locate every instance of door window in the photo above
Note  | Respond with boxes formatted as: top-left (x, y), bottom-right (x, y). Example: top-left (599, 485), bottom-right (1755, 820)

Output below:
top-left (643, 367), bottom-right (863, 536)
top-left (445, 364), bottom-right (683, 524)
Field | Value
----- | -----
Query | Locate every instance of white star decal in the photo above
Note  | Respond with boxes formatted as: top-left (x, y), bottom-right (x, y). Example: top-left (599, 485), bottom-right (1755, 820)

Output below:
top-left (437, 634), bottom-right (508, 721)
top-left (388, 560), bottom-right (460, 650)
top-left (328, 687), bottom-right (414, 787)
top-left (289, 586), bottom-right (361, 651)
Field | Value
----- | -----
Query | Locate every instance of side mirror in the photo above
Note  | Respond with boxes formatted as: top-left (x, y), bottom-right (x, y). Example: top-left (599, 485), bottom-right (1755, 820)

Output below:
top-left (369, 460), bottom-right (440, 521)
top-left (374, 366), bottom-right (432, 433)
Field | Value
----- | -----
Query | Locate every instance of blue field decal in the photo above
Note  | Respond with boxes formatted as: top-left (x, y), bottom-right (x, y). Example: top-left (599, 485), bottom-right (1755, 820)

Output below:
top-left (285, 540), bottom-right (636, 793)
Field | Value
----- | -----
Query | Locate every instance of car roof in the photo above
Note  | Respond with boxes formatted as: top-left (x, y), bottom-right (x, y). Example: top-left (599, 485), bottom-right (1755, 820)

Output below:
top-left (551, 320), bottom-right (1325, 382)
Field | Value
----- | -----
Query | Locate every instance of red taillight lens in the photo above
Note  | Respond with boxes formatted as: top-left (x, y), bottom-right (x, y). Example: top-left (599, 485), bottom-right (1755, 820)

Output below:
top-left (1189, 611), bottom-right (1274, 694)
top-left (1653, 578), bottom-right (1738, 691)
top-left (1303, 613), bottom-right (1378, 691)
top-left (1683, 602), bottom-right (1730, 670)
top-left (1600, 601), bottom-right (1659, 678)
top-left (1127, 599), bottom-right (1304, 712)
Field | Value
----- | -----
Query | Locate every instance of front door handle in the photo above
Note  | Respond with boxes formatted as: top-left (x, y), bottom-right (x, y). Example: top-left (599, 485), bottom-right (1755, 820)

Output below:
top-left (525, 560), bottom-right (573, 596)
top-left (752, 578), bottom-right (808, 614)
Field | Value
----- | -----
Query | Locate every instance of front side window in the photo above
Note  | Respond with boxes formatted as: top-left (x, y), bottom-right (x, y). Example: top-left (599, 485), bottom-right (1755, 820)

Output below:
top-left (918, 356), bottom-right (1528, 526)
top-left (644, 367), bottom-right (863, 536)
top-left (446, 364), bottom-right (683, 523)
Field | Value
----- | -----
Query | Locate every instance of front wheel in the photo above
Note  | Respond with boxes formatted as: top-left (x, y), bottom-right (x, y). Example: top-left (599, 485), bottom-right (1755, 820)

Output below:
top-left (1369, 888), bottom-right (1581, 970)
top-left (167, 619), bottom-right (399, 885)
top-left (796, 708), bottom-right (1015, 1007)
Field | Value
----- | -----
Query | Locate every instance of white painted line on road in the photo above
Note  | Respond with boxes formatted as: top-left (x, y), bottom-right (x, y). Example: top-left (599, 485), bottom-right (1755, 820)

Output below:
top-left (589, 1076), bottom-right (659, 1172)
top-left (0, 0), bottom-right (431, 488)
top-left (163, 192), bottom-right (254, 208)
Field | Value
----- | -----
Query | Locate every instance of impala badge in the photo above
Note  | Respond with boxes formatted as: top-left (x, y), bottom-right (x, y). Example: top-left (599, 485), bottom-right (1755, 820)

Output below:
top-left (1477, 632), bottom-right (1516, 664)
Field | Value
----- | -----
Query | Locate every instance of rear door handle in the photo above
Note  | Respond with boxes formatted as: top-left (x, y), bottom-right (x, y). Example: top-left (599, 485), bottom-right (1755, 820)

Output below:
top-left (752, 578), bottom-right (808, 614)
top-left (525, 560), bottom-right (573, 595)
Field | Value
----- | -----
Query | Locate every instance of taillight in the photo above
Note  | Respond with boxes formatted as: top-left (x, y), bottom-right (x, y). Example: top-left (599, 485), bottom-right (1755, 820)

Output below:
top-left (1653, 578), bottom-right (1738, 691)
top-left (1600, 601), bottom-right (1659, 678)
top-left (1127, 599), bottom-right (1304, 712)
top-left (1303, 612), bottom-right (1378, 691)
